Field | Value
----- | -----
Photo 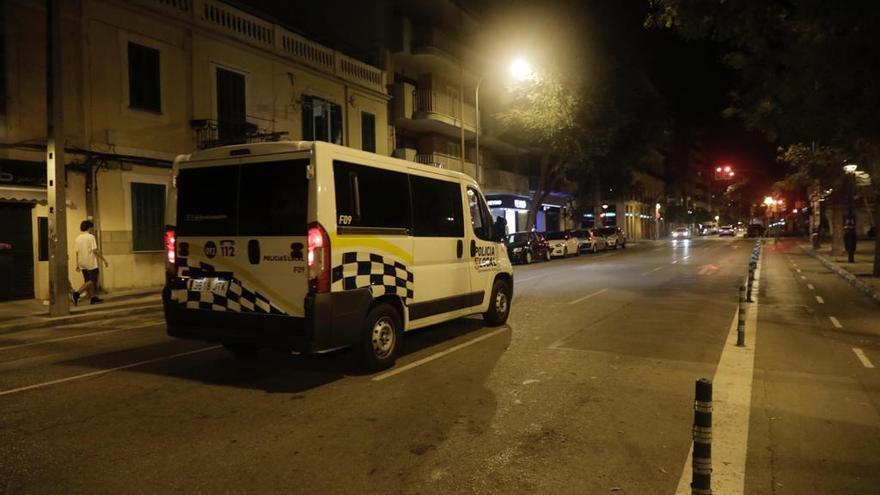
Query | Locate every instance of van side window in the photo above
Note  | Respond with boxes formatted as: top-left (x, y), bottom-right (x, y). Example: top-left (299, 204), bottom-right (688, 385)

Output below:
top-left (410, 175), bottom-right (463, 237)
top-left (333, 160), bottom-right (411, 230)
top-left (467, 187), bottom-right (493, 241)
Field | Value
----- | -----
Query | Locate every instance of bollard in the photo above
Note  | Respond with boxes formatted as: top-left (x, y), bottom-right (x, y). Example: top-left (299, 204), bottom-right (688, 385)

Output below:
top-left (737, 290), bottom-right (746, 347)
top-left (692, 378), bottom-right (713, 495)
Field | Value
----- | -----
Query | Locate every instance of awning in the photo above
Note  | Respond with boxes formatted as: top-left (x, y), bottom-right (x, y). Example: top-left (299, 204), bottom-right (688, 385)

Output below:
top-left (0, 185), bottom-right (47, 204)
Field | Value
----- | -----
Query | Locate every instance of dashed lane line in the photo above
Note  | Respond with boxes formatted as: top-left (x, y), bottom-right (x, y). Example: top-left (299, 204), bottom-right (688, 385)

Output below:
top-left (829, 316), bottom-right (843, 329)
top-left (816, 296), bottom-right (825, 304)
top-left (566, 288), bottom-right (609, 305)
top-left (796, 268), bottom-right (802, 273)
top-left (0, 321), bottom-right (164, 352)
top-left (372, 327), bottom-right (508, 382)
top-left (807, 284), bottom-right (815, 290)
top-left (853, 348), bottom-right (875, 369)
top-left (0, 345), bottom-right (222, 397)
top-left (640, 266), bottom-right (664, 276)
top-left (801, 275), bottom-right (808, 281)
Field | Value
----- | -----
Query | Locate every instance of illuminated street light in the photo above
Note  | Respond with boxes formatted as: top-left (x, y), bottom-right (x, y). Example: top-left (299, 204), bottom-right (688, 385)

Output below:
top-left (843, 163), bottom-right (858, 174)
top-left (509, 58), bottom-right (535, 82)
top-left (763, 196), bottom-right (775, 206)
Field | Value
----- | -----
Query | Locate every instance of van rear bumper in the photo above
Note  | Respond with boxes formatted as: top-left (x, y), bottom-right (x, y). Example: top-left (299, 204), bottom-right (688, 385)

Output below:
top-left (162, 287), bottom-right (372, 353)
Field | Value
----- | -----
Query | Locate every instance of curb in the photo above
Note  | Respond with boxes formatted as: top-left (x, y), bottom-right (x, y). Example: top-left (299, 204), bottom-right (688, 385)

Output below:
top-left (799, 245), bottom-right (880, 305)
top-left (0, 303), bottom-right (163, 334)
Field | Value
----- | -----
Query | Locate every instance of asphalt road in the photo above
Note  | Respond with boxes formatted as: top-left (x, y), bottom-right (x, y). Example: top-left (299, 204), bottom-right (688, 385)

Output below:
top-left (1, 237), bottom-right (878, 494)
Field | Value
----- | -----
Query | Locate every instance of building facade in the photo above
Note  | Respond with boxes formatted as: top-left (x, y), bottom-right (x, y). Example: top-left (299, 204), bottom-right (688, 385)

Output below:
top-left (0, 0), bottom-right (388, 301)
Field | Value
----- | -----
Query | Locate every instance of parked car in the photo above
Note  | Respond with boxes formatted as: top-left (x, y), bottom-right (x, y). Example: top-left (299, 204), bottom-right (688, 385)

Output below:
top-left (571, 229), bottom-right (607, 253)
top-left (598, 226), bottom-right (626, 249)
top-left (718, 225), bottom-right (736, 237)
top-left (671, 227), bottom-right (690, 239)
top-left (505, 231), bottom-right (550, 264)
top-left (544, 231), bottom-right (580, 258)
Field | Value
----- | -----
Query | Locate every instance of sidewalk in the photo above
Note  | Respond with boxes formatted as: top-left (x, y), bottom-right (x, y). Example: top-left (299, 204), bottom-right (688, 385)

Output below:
top-left (0, 286), bottom-right (163, 333)
top-left (799, 239), bottom-right (880, 303)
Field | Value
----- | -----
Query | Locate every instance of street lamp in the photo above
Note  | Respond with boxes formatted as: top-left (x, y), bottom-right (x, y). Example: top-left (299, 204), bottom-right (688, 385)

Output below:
top-left (843, 163), bottom-right (858, 223)
top-left (509, 58), bottom-right (535, 82)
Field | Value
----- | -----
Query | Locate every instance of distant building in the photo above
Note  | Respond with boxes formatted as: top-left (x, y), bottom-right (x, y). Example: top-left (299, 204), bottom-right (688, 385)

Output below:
top-left (0, 0), bottom-right (388, 301)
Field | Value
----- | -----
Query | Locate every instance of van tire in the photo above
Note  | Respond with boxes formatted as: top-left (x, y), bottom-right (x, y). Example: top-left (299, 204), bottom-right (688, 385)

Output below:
top-left (358, 303), bottom-right (403, 371)
top-left (223, 343), bottom-right (261, 360)
top-left (483, 279), bottom-right (511, 326)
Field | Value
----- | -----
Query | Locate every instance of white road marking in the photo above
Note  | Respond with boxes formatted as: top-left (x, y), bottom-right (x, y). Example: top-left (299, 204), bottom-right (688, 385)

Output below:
top-left (853, 348), bottom-right (875, 369)
top-left (800, 275), bottom-right (807, 280)
top-left (815, 296), bottom-right (825, 304)
top-left (675, 244), bottom-right (762, 495)
top-left (0, 345), bottom-right (221, 397)
top-left (654, 247), bottom-right (664, 251)
top-left (807, 284), bottom-right (815, 290)
top-left (829, 316), bottom-right (843, 329)
top-left (0, 321), bottom-right (164, 351)
top-left (372, 328), bottom-right (508, 381)
top-left (640, 266), bottom-right (664, 276)
top-left (567, 288), bottom-right (609, 305)
top-left (796, 269), bottom-right (802, 273)
top-left (671, 260), bottom-right (679, 264)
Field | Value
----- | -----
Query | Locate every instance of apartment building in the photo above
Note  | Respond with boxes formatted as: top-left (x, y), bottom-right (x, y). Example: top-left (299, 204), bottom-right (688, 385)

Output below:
top-left (0, 0), bottom-right (388, 301)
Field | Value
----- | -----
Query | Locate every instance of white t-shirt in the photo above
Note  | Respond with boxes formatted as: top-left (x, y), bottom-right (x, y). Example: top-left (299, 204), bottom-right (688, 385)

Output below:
top-left (74, 232), bottom-right (99, 270)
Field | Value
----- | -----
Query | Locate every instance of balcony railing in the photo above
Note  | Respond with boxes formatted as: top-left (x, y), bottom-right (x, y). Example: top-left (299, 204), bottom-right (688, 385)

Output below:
top-left (413, 89), bottom-right (476, 128)
top-left (137, 0), bottom-right (386, 93)
top-left (190, 119), bottom-right (289, 150)
top-left (414, 152), bottom-right (477, 179)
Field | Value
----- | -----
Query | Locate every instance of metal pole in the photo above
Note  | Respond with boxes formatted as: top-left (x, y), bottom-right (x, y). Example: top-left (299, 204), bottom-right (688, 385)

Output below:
top-left (474, 77), bottom-right (482, 184)
top-left (692, 378), bottom-right (713, 494)
top-left (46, 0), bottom-right (70, 316)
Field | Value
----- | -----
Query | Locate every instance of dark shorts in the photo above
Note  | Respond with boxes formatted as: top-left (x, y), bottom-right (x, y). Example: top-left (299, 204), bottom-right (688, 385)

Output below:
top-left (82, 268), bottom-right (100, 284)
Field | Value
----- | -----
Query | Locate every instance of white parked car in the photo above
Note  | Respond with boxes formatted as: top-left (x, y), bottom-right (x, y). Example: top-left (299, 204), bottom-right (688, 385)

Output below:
top-left (544, 231), bottom-right (579, 258)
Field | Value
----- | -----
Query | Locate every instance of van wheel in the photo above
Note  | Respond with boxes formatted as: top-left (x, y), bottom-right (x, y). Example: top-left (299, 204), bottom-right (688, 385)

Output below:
top-left (483, 279), bottom-right (511, 326)
top-left (525, 251), bottom-right (532, 264)
top-left (358, 303), bottom-right (403, 371)
top-left (223, 343), bottom-right (260, 360)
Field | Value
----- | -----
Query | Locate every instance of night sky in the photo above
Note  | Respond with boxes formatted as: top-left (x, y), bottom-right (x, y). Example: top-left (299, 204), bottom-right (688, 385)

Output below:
top-left (235, 0), bottom-right (782, 202)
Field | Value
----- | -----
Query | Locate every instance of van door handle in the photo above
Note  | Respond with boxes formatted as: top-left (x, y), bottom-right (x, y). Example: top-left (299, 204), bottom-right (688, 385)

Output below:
top-left (456, 239), bottom-right (463, 258)
top-left (470, 239), bottom-right (477, 257)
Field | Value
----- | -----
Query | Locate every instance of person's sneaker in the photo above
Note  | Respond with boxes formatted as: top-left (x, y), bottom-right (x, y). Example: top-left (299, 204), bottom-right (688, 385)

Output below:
top-left (90, 297), bottom-right (104, 304)
top-left (71, 291), bottom-right (80, 306)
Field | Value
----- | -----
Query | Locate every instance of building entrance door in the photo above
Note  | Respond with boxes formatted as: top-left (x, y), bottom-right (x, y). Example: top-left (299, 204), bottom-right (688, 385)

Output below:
top-left (0, 203), bottom-right (35, 301)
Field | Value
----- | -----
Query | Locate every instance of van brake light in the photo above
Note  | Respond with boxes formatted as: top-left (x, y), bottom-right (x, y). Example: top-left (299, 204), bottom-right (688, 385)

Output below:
top-left (308, 222), bottom-right (331, 293)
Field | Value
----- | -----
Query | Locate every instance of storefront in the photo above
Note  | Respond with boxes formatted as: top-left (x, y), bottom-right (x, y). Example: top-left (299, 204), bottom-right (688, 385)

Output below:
top-left (486, 194), bottom-right (531, 234)
top-left (0, 160), bottom-right (47, 301)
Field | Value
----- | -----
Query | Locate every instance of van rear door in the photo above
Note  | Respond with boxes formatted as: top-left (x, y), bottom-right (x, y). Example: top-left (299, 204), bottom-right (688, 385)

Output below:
top-left (172, 155), bottom-right (310, 317)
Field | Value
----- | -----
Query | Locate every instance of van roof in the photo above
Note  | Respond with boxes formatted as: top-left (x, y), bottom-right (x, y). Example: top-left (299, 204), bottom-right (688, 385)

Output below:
top-left (175, 141), bottom-right (478, 186)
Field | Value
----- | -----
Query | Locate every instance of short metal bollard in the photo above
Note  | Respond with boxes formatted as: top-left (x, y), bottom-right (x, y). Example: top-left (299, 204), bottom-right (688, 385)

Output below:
top-left (692, 378), bottom-right (713, 495)
top-left (737, 289), bottom-right (746, 347)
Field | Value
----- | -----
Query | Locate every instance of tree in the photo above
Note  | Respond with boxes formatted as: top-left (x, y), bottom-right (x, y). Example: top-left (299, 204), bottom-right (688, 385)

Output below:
top-left (646, 0), bottom-right (880, 274)
top-left (495, 69), bottom-right (588, 230)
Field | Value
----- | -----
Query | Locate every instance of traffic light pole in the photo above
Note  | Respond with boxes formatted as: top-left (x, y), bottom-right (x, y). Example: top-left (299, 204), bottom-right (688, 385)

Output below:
top-left (46, 0), bottom-right (70, 316)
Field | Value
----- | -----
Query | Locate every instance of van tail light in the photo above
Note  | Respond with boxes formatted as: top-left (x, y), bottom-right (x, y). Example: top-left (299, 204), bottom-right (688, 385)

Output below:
top-left (308, 222), bottom-right (331, 293)
top-left (164, 226), bottom-right (176, 284)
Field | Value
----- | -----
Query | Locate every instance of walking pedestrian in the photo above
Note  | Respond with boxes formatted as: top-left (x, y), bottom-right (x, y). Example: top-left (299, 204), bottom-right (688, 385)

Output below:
top-left (843, 219), bottom-right (857, 263)
top-left (71, 220), bottom-right (108, 305)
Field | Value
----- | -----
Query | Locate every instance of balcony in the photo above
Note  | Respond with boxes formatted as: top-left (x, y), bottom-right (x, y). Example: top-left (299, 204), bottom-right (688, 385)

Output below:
top-left (414, 152), bottom-right (477, 179)
top-left (393, 89), bottom-right (476, 139)
top-left (190, 119), bottom-right (288, 150)
top-left (482, 169), bottom-right (529, 196)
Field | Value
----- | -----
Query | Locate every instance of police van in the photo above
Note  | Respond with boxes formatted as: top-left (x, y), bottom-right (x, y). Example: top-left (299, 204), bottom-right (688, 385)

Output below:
top-left (163, 141), bottom-right (513, 370)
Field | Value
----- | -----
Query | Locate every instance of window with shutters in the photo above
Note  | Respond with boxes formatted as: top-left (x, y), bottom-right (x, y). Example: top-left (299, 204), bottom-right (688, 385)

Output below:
top-left (303, 95), bottom-right (343, 144)
top-left (128, 43), bottom-right (161, 113)
top-left (131, 183), bottom-right (166, 252)
top-left (216, 68), bottom-right (247, 142)
top-left (361, 111), bottom-right (376, 152)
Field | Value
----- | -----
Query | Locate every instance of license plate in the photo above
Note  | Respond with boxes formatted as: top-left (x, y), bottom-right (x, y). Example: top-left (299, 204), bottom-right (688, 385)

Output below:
top-left (188, 277), bottom-right (229, 296)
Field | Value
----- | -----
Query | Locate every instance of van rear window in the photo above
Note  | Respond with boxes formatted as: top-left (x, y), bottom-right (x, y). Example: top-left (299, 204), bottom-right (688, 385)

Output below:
top-left (176, 166), bottom-right (238, 236)
top-left (176, 159), bottom-right (308, 236)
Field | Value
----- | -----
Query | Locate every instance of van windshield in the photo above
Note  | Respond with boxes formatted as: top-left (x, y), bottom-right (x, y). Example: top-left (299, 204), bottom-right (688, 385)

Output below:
top-left (176, 159), bottom-right (309, 236)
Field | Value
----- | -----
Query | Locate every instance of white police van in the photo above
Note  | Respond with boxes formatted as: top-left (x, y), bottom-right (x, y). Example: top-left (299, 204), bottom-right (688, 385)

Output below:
top-left (162, 141), bottom-right (513, 369)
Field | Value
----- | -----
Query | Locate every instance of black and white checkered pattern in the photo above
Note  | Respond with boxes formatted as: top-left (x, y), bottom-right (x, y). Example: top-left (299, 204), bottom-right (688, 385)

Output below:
top-left (331, 252), bottom-right (414, 303)
top-left (169, 258), bottom-right (286, 315)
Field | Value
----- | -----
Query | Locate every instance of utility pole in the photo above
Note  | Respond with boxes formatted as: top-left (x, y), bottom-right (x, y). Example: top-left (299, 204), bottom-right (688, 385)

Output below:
top-left (46, 0), bottom-right (70, 316)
